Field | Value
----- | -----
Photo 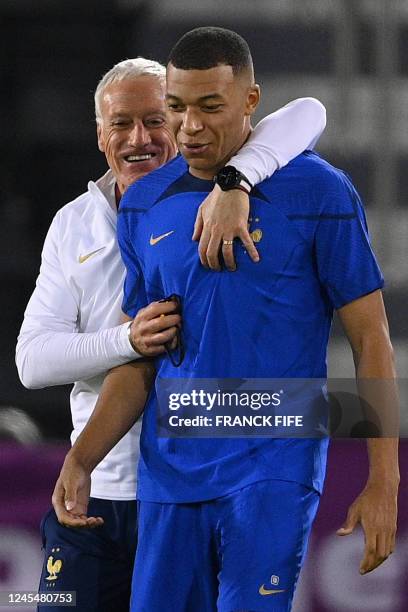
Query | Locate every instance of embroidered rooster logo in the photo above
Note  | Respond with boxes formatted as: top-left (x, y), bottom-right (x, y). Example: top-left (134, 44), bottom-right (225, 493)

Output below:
top-left (46, 549), bottom-right (63, 581)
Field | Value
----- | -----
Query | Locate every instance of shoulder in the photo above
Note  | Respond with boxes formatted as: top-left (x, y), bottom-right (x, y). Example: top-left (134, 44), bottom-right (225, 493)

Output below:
top-left (276, 151), bottom-right (352, 189)
top-left (120, 155), bottom-right (188, 213)
top-left (259, 151), bottom-right (360, 214)
top-left (45, 180), bottom-right (109, 249)
top-left (54, 183), bottom-right (98, 224)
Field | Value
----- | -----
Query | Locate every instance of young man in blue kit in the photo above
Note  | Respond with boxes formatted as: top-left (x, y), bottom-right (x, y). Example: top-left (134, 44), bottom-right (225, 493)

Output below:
top-left (54, 27), bottom-right (399, 612)
top-left (19, 54), bottom-right (325, 612)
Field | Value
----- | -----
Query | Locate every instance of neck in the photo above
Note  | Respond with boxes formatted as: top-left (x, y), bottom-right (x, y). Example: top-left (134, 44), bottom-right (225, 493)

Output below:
top-left (115, 183), bottom-right (122, 209)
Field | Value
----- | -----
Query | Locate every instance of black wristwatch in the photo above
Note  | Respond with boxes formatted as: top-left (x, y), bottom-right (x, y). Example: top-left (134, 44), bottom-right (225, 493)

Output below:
top-left (214, 166), bottom-right (252, 194)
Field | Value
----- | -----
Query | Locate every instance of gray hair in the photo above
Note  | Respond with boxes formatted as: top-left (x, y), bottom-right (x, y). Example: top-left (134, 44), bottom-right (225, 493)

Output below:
top-left (94, 57), bottom-right (166, 122)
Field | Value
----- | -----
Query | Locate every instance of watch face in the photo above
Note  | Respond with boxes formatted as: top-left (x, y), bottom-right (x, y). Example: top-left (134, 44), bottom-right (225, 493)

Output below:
top-left (225, 170), bottom-right (239, 188)
top-left (218, 166), bottom-right (240, 190)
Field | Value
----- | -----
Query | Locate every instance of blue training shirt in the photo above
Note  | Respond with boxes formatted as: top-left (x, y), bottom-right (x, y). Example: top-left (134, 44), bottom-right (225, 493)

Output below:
top-left (118, 151), bottom-right (384, 503)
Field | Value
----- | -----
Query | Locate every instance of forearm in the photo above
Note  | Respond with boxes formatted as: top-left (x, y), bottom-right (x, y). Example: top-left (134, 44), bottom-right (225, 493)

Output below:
top-left (365, 439), bottom-right (399, 489)
top-left (230, 97), bottom-right (326, 185)
top-left (16, 323), bottom-right (139, 388)
top-left (353, 332), bottom-right (400, 487)
top-left (68, 361), bottom-right (155, 472)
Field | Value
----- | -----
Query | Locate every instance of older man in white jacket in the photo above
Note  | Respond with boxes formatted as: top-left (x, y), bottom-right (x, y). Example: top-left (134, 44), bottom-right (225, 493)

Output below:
top-left (16, 57), bottom-right (325, 612)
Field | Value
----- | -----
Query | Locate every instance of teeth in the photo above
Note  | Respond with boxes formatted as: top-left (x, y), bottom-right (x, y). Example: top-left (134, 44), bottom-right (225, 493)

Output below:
top-left (125, 154), bottom-right (153, 162)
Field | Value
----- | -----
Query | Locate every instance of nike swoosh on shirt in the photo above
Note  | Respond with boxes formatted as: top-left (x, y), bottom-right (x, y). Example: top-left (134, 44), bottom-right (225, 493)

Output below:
top-left (78, 247), bottom-right (106, 264)
top-left (259, 585), bottom-right (286, 596)
top-left (149, 231), bottom-right (174, 246)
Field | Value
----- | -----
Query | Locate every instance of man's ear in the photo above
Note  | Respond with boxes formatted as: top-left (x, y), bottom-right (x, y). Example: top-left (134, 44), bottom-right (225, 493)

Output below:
top-left (96, 122), bottom-right (105, 153)
top-left (245, 84), bottom-right (260, 116)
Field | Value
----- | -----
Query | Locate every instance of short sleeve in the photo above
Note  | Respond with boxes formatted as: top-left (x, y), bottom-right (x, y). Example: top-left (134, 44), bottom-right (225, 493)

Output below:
top-left (117, 210), bottom-right (148, 318)
top-left (314, 172), bottom-right (384, 309)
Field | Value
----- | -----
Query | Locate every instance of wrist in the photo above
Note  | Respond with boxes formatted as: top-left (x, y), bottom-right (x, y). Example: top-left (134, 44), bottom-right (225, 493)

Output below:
top-left (126, 320), bottom-right (139, 354)
top-left (214, 165), bottom-right (252, 194)
top-left (114, 321), bottom-right (141, 359)
top-left (64, 448), bottom-right (93, 474)
top-left (66, 431), bottom-right (105, 473)
top-left (367, 472), bottom-right (400, 491)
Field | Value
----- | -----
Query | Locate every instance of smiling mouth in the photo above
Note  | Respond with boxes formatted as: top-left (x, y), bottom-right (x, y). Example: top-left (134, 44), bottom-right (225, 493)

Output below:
top-left (124, 153), bottom-right (156, 163)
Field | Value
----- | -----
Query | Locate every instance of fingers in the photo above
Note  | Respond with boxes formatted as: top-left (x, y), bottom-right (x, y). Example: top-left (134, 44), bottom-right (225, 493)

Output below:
top-left (146, 327), bottom-right (179, 348)
top-left (192, 205), bottom-right (204, 241)
top-left (377, 531), bottom-right (388, 560)
top-left (198, 225), bottom-right (260, 271)
top-left (51, 456), bottom-right (103, 530)
top-left (58, 478), bottom-right (79, 516)
top-left (221, 240), bottom-right (236, 271)
top-left (336, 507), bottom-right (395, 574)
top-left (203, 231), bottom-right (260, 271)
top-left (52, 476), bottom-right (104, 529)
top-left (62, 515), bottom-right (104, 529)
top-left (52, 479), bottom-right (72, 524)
top-left (206, 233), bottom-right (223, 271)
top-left (130, 301), bottom-right (182, 356)
top-left (336, 487), bottom-right (398, 575)
top-left (360, 529), bottom-right (394, 575)
top-left (57, 509), bottom-right (104, 529)
top-left (53, 497), bottom-right (104, 529)
top-left (336, 506), bottom-right (358, 536)
top-left (198, 226), bottom-right (212, 268)
top-left (142, 300), bottom-right (179, 318)
top-left (360, 536), bottom-right (389, 574)
top-left (220, 227), bottom-right (261, 271)
top-left (238, 227), bottom-right (260, 263)
top-left (132, 329), bottom-right (179, 357)
top-left (360, 529), bottom-right (378, 574)
top-left (195, 186), bottom-right (261, 270)
top-left (148, 314), bottom-right (181, 334)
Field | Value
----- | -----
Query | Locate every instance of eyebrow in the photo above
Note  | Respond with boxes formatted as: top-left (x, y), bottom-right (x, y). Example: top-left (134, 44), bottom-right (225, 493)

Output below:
top-left (166, 93), bottom-right (224, 102)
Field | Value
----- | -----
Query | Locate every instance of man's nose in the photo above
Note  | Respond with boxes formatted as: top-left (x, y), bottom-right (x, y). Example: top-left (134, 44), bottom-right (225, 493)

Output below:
top-left (181, 108), bottom-right (203, 135)
top-left (129, 122), bottom-right (152, 147)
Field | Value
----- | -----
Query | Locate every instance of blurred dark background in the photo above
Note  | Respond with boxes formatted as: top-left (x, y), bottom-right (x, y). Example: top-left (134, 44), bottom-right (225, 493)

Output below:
top-left (0, 3), bottom-right (407, 610)
top-left (0, 0), bottom-right (407, 440)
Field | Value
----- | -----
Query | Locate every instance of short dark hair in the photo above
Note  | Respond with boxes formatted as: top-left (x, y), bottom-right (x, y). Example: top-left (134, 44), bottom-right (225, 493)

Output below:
top-left (168, 27), bottom-right (252, 75)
